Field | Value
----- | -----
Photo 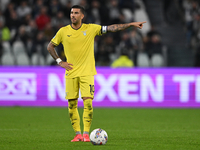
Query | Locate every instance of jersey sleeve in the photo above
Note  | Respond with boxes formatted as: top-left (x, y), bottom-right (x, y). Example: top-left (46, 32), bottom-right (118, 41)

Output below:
top-left (51, 28), bottom-right (62, 46)
top-left (91, 24), bottom-right (103, 36)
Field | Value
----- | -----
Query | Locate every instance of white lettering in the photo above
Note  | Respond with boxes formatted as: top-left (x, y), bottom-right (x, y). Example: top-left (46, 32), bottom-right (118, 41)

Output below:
top-left (118, 74), bottom-right (139, 102)
top-left (48, 74), bottom-right (65, 101)
top-left (173, 75), bottom-right (195, 102)
top-left (140, 74), bottom-right (164, 102)
top-left (95, 74), bottom-right (118, 102)
top-left (195, 76), bottom-right (200, 103)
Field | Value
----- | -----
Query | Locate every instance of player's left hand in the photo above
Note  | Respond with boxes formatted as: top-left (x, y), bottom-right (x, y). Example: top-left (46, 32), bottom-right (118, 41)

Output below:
top-left (132, 21), bottom-right (146, 29)
top-left (59, 61), bottom-right (73, 71)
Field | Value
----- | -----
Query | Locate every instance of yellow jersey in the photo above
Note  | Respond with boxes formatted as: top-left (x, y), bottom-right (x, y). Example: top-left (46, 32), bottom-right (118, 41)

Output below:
top-left (51, 23), bottom-right (102, 78)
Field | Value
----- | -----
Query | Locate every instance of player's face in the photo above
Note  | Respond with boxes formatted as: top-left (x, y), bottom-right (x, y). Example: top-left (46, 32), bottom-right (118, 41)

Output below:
top-left (70, 8), bottom-right (84, 25)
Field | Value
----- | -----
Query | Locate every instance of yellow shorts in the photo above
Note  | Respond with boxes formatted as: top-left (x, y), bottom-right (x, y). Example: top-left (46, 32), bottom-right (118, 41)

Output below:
top-left (65, 76), bottom-right (95, 100)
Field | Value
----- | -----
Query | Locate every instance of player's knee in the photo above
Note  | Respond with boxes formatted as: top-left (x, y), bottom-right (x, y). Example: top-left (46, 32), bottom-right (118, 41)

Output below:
top-left (68, 100), bottom-right (78, 110)
top-left (82, 97), bottom-right (93, 101)
top-left (83, 99), bottom-right (93, 111)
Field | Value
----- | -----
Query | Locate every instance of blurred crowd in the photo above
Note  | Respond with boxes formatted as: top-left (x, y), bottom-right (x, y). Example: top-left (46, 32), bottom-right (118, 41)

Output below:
top-left (180, 0), bottom-right (200, 66)
top-left (0, 0), bottom-right (197, 67)
top-left (182, 0), bottom-right (200, 48)
top-left (0, 0), bottom-right (142, 66)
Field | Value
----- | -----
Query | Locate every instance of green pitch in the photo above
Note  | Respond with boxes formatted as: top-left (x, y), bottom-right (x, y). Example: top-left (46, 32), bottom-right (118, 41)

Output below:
top-left (0, 107), bottom-right (200, 150)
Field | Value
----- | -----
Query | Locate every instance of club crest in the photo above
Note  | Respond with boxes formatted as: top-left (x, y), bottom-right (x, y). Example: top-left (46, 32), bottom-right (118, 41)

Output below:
top-left (82, 30), bottom-right (87, 36)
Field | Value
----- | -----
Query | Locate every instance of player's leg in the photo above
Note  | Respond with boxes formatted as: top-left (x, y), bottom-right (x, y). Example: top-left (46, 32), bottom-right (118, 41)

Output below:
top-left (82, 97), bottom-right (93, 142)
top-left (80, 76), bottom-right (94, 142)
top-left (68, 99), bottom-right (83, 142)
top-left (66, 77), bottom-right (82, 142)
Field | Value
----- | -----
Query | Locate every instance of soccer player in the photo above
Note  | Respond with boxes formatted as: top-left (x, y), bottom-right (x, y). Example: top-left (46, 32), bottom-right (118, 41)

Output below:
top-left (47, 5), bottom-right (146, 142)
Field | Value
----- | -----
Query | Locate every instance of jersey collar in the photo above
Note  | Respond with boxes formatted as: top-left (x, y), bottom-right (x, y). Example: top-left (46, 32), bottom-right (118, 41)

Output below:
top-left (70, 23), bottom-right (83, 30)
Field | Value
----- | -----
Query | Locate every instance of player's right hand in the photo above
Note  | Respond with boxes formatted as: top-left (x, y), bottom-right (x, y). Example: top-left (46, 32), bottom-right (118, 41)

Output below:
top-left (59, 62), bottom-right (73, 71)
top-left (132, 21), bottom-right (147, 29)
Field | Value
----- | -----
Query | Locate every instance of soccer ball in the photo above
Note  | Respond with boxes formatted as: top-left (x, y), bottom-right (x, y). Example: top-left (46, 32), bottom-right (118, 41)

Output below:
top-left (90, 128), bottom-right (108, 145)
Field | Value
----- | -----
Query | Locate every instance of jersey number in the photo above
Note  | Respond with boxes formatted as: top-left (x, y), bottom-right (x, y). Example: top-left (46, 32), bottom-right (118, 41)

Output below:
top-left (89, 85), bottom-right (95, 95)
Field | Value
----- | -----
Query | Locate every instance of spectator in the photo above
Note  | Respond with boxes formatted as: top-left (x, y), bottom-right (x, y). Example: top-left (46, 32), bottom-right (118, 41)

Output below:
top-left (32, 0), bottom-right (44, 18)
top-left (5, 10), bottom-right (21, 40)
top-left (44, 23), bottom-right (55, 41)
top-left (117, 31), bottom-right (133, 55)
top-left (60, 0), bottom-right (69, 6)
top-left (0, 19), bottom-right (11, 41)
top-left (183, 0), bottom-right (200, 46)
top-left (111, 49), bottom-right (134, 68)
top-left (26, 20), bottom-right (38, 39)
top-left (79, 0), bottom-right (89, 11)
top-left (11, 25), bottom-right (28, 49)
top-left (95, 44), bottom-right (111, 66)
top-left (6, 10), bottom-right (20, 31)
top-left (119, 0), bottom-right (135, 23)
top-left (0, 40), bottom-right (2, 63)
top-left (86, 0), bottom-right (101, 24)
top-left (31, 31), bottom-right (46, 57)
top-left (79, 0), bottom-right (91, 23)
top-left (21, 13), bottom-right (33, 26)
top-left (145, 34), bottom-right (163, 58)
top-left (86, 0), bottom-right (109, 25)
top-left (62, 0), bottom-right (72, 20)
top-left (0, 0), bottom-right (10, 12)
top-left (51, 11), bottom-right (70, 30)
top-left (163, 0), bottom-right (173, 24)
top-left (146, 25), bottom-right (161, 40)
top-left (129, 29), bottom-right (144, 64)
top-left (25, 19), bottom-right (38, 56)
top-left (144, 25), bottom-right (162, 56)
top-left (101, 34), bottom-right (116, 54)
top-left (108, 0), bottom-right (123, 24)
top-left (194, 45), bottom-right (200, 67)
top-left (95, 34), bottom-right (116, 66)
top-left (116, 31), bottom-right (137, 63)
top-left (16, 1), bottom-right (32, 19)
top-left (3, 2), bottom-right (16, 20)
top-left (193, 12), bottom-right (200, 34)
top-left (130, 29), bottom-right (143, 52)
top-left (71, 0), bottom-right (81, 6)
top-left (49, 0), bottom-right (62, 17)
top-left (192, 11), bottom-right (200, 48)
top-left (119, 0), bottom-right (135, 12)
top-left (35, 6), bottom-right (51, 30)
top-left (0, 11), bottom-right (5, 26)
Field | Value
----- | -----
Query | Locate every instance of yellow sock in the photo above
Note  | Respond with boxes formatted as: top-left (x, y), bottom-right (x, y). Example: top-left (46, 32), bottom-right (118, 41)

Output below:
top-left (83, 99), bottom-right (93, 133)
top-left (68, 100), bottom-right (81, 133)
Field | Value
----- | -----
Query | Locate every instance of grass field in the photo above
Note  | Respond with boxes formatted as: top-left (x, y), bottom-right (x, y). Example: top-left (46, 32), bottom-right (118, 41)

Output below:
top-left (0, 107), bottom-right (200, 150)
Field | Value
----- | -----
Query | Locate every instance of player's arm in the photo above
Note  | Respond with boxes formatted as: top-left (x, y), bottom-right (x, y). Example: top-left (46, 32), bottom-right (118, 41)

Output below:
top-left (106, 21), bottom-right (146, 32)
top-left (47, 42), bottom-right (73, 70)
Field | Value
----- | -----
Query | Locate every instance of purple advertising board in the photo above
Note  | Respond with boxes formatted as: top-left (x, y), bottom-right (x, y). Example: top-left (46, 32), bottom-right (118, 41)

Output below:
top-left (0, 67), bottom-right (200, 107)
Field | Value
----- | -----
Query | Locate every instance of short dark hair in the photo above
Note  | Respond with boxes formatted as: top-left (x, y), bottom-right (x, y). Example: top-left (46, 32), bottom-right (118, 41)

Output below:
top-left (71, 5), bottom-right (85, 14)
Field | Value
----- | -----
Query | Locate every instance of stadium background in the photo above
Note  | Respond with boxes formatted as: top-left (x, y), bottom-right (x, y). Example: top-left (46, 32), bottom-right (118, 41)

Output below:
top-left (0, 1), bottom-right (200, 149)
top-left (0, 0), bottom-right (200, 107)
top-left (1, 0), bottom-right (200, 67)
